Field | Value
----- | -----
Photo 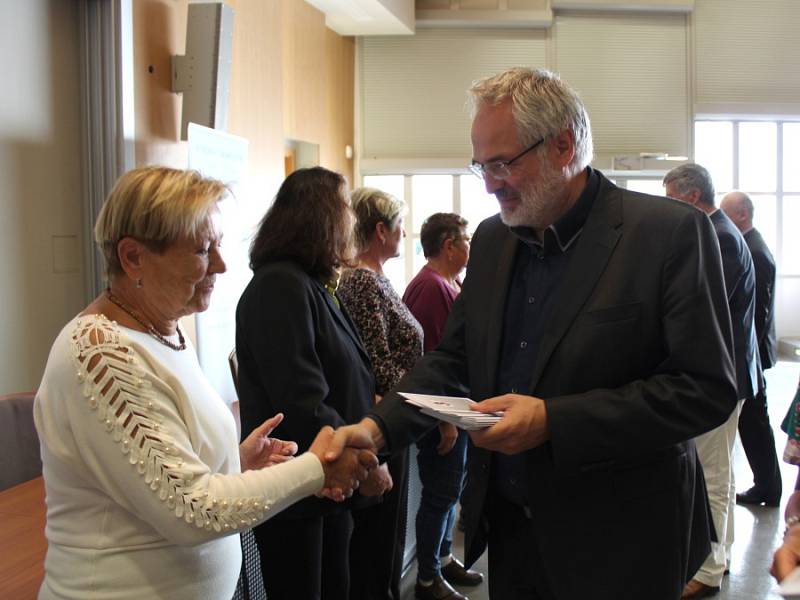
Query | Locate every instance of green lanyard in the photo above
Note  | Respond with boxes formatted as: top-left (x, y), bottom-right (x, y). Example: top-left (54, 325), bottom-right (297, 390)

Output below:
top-left (323, 273), bottom-right (340, 309)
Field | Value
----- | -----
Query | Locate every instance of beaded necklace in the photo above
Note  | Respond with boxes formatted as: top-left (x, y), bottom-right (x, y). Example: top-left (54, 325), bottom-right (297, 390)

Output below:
top-left (105, 289), bottom-right (187, 351)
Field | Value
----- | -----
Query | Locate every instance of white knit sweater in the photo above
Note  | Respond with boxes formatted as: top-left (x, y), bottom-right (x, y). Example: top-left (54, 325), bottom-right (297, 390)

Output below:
top-left (34, 314), bottom-right (324, 600)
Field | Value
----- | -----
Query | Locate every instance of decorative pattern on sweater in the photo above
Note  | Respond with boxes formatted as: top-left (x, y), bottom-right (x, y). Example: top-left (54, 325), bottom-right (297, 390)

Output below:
top-left (70, 315), bottom-right (267, 532)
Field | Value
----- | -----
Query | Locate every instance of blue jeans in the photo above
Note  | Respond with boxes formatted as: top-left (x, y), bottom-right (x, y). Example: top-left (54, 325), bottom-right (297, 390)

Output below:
top-left (415, 426), bottom-right (468, 581)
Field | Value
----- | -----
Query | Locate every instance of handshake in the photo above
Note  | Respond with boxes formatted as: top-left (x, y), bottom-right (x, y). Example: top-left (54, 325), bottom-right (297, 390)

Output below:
top-left (240, 415), bottom-right (389, 501)
top-left (307, 419), bottom-right (388, 502)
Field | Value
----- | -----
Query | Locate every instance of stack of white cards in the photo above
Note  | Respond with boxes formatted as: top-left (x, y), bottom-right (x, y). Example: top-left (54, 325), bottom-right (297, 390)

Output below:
top-left (399, 393), bottom-right (503, 431)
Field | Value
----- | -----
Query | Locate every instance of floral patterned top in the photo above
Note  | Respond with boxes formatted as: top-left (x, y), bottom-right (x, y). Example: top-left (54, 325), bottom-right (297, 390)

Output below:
top-left (338, 268), bottom-right (423, 395)
top-left (781, 376), bottom-right (800, 464)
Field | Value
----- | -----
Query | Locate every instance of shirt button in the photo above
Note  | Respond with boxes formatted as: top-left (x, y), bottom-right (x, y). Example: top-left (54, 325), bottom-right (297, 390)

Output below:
top-left (520, 341), bottom-right (528, 349)
top-left (528, 296), bottom-right (535, 304)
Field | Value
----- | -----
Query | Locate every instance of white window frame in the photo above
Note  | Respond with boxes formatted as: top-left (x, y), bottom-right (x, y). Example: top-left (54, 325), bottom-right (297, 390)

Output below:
top-left (695, 118), bottom-right (799, 279)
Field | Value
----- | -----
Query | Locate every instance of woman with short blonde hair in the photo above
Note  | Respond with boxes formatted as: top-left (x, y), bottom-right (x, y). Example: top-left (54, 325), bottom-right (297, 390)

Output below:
top-left (350, 186), bottom-right (405, 253)
top-left (34, 166), bottom-right (373, 600)
top-left (94, 166), bottom-right (228, 277)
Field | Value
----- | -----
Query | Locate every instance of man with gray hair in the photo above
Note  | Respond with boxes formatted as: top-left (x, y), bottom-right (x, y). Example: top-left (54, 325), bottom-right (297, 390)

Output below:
top-left (721, 191), bottom-right (782, 508)
top-left (664, 164), bottom-right (760, 598)
top-left (328, 68), bottom-right (737, 600)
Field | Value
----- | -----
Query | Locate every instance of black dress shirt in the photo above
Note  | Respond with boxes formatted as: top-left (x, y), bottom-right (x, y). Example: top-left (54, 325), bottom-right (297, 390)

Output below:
top-left (493, 167), bottom-right (600, 507)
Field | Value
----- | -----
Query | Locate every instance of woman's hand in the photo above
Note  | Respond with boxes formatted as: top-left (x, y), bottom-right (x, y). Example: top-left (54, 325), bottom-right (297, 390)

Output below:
top-left (309, 426), bottom-right (378, 501)
top-left (359, 463), bottom-right (393, 496)
top-left (436, 421), bottom-right (459, 455)
top-left (239, 413), bottom-right (298, 472)
top-left (773, 524), bottom-right (800, 581)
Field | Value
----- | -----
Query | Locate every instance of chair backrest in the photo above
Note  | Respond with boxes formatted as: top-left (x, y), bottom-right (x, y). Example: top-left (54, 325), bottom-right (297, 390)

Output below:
top-left (228, 349), bottom-right (240, 396)
top-left (0, 392), bottom-right (41, 490)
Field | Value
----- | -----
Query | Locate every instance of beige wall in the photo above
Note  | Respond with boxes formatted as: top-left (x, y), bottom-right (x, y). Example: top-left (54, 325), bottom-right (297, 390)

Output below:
top-left (0, 0), bottom-right (355, 395)
top-left (133, 0), bottom-right (355, 188)
top-left (0, 0), bottom-right (84, 394)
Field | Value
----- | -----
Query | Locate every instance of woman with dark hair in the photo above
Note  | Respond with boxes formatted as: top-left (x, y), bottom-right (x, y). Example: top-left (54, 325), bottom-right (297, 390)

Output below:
top-left (235, 167), bottom-right (390, 600)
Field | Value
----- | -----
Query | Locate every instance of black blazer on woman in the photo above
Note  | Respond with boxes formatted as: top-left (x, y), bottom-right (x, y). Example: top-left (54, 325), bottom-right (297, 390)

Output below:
top-left (235, 259), bottom-right (375, 519)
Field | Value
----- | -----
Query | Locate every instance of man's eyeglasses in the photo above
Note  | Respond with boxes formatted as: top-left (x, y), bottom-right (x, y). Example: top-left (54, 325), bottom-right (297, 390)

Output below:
top-left (468, 138), bottom-right (545, 181)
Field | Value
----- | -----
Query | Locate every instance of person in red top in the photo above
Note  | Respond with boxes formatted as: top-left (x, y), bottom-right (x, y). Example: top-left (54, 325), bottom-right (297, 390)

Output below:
top-left (403, 213), bottom-right (482, 600)
top-left (404, 214), bottom-right (467, 353)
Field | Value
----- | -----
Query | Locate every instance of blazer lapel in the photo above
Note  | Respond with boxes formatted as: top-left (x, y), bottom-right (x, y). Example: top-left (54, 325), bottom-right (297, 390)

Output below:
top-left (485, 231), bottom-right (519, 393)
top-left (528, 181), bottom-right (623, 390)
top-left (317, 282), bottom-right (372, 366)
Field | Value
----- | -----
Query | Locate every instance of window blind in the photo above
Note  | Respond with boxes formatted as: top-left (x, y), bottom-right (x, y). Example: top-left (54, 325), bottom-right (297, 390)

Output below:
top-left (694, 0), bottom-right (800, 115)
top-left (552, 11), bottom-right (689, 159)
top-left (360, 28), bottom-right (547, 160)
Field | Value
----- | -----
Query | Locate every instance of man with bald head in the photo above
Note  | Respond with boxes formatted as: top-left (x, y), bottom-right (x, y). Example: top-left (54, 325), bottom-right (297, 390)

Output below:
top-left (721, 191), bottom-right (782, 508)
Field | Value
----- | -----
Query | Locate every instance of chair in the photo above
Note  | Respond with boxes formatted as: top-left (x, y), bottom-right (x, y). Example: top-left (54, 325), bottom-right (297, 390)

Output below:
top-left (0, 392), bottom-right (42, 491)
top-left (228, 349), bottom-right (267, 600)
top-left (228, 349), bottom-right (240, 396)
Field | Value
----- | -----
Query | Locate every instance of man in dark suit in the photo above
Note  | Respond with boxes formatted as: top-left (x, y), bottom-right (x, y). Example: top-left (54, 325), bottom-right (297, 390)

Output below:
top-left (721, 190), bottom-right (782, 506)
top-left (327, 68), bottom-right (737, 600)
top-left (664, 164), bottom-right (760, 598)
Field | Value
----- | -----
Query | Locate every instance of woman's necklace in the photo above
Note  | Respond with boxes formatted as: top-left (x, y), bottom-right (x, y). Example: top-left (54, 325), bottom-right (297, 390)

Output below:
top-left (105, 289), bottom-right (186, 351)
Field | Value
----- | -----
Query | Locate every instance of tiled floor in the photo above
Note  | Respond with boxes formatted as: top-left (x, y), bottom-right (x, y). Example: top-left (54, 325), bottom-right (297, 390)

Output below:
top-left (400, 360), bottom-right (800, 600)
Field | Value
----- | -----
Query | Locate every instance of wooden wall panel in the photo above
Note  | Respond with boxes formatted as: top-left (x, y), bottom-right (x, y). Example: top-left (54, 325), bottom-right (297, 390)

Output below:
top-left (321, 29), bottom-right (355, 185)
top-left (226, 0), bottom-right (286, 219)
top-left (132, 0), bottom-right (354, 188)
top-left (133, 0), bottom-right (187, 168)
top-left (282, 0), bottom-right (355, 184)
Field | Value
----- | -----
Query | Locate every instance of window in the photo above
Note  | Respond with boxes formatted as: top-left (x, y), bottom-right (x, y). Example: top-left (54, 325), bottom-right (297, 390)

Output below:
top-left (362, 174), bottom-right (498, 294)
top-left (695, 119), bottom-right (798, 276)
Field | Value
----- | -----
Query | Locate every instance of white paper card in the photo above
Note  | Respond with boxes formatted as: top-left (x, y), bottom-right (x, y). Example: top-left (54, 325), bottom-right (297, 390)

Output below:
top-left (399, 393), bottom-right (503, 431)
top-left (780, 566), bottom-right (800, 598)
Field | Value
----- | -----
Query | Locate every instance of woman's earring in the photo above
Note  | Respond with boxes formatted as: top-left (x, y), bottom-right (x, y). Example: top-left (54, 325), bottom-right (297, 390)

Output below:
top-left (136, 278), bottom-right (143, 289)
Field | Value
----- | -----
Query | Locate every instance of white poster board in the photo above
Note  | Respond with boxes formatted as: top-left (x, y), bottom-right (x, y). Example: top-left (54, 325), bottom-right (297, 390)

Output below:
top-left (187, 123), bottom-right (250, 407)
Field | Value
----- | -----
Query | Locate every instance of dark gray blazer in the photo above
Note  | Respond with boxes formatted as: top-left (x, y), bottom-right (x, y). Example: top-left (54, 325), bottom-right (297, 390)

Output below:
top-left (710, 209), bottom-right (760, 398)
top-left (372, 173), bottom-right (738, 599)
top-left (236, 259), bottom-right (376, 518)
top-left (744, 227), bottom-right (777, 370)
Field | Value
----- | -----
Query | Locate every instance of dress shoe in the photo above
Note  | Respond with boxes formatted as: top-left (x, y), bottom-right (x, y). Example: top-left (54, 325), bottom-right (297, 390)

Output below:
top-left (415, 576), bottom-right (467, 600)
top-left (736, 486), bottom-right (781, 507)
top-left (681, 579), bottom-right (720, 599)
top-left (441, 557), bottom-right (484, 586)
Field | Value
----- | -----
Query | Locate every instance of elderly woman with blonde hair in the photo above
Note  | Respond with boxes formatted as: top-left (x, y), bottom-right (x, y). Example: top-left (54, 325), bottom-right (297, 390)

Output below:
top-left (33, 166), bottom-right (375, 600)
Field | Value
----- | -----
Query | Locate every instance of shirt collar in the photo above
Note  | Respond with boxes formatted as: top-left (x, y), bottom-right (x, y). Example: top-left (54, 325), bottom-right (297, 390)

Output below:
top-left (511, 166), bottom-right (599, 255)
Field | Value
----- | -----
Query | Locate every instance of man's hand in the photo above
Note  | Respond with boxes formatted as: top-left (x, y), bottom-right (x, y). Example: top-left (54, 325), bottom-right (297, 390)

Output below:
top-left (468, 393), bottom-right (549, 454)
top-left (359, 463), bottom-right (393, 496)
top-left (436, 421), bottom-right (459, 456)
top-left (308, 426), bottom-right (377, 502)
top-left (324, 418), bottom-right (385, 462)
top-left (239, 413), bottom-right (298, 471)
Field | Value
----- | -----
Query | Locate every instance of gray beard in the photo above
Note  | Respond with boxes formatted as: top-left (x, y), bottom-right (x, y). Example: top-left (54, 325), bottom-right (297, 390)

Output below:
top-left (499, 161), bottom-right (567, 229)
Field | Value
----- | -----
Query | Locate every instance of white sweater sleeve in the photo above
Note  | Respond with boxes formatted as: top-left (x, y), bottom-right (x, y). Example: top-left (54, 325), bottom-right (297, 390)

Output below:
top-left (61, 315), bottom-right (325, 546)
